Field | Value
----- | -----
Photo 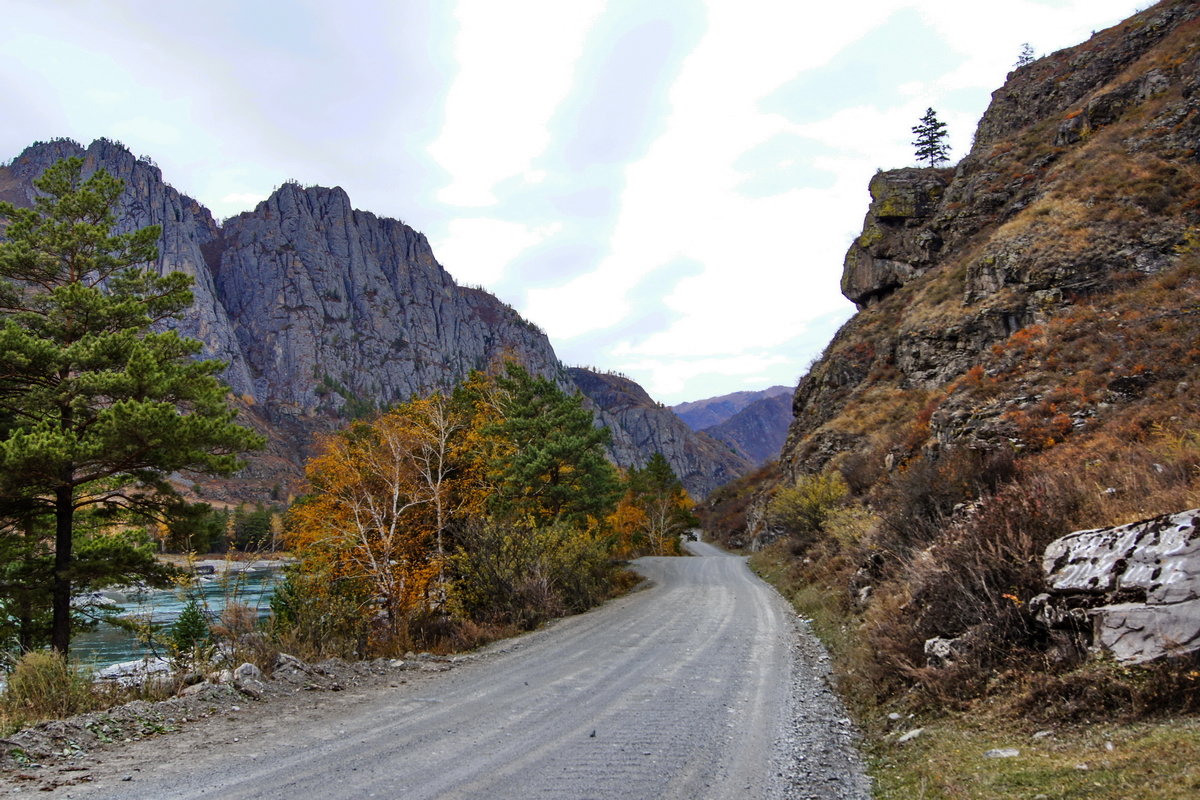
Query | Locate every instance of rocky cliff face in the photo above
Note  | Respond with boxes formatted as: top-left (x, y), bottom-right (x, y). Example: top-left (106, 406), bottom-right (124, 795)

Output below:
top-left (780, 0), bottom-right (1200, 481)
top-left (0, 139), bottom-right (255, 396)
top-left (1, 140), bottom-right (744, 499)
top-left (568, 368), bottom-right (751, 498)
top-left (213, 183), bottom-right (562, 418)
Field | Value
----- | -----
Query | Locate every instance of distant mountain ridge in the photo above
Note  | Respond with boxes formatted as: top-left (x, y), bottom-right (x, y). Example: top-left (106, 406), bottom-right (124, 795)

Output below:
top-left (673, 386), bottom-right (791, 431)
top-left (672, 386), bottom-right (793, 465)
top-left (701, 392), bottom-right (793, 466)
top-left (0, 139), bottom-right (747, 499)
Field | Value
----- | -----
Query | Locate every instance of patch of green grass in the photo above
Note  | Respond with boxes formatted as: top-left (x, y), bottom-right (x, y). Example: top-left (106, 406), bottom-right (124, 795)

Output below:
top-left (871, 716), bottom-right (1200, 800)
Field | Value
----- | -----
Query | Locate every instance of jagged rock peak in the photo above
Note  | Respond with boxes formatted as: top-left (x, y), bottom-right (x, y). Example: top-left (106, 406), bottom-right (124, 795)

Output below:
top-left (215, 180), bottom-right (563, 416)
top-left (0, 138), bottom-right (254, 396)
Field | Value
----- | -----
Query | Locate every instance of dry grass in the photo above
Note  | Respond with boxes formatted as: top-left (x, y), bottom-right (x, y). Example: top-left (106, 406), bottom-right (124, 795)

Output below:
top-left (0, 651), bottom-right (176, 736)
top-left (871, 713), bottom-right (1200, 800)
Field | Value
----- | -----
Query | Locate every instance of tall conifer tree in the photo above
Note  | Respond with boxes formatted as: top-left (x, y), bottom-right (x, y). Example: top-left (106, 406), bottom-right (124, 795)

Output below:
top-left (484, 364), bottom-right (619, 525)
top-left (911, 107), bottom-right (951, 167)
top-left (0, 157), bottom-right (264, 653)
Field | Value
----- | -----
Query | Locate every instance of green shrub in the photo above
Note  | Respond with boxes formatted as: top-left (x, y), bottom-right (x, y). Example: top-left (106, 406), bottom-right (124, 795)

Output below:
top-left (450, 520), bottom-right (614, 629)
top-left (268, 567), bottom-right (370, 661)
top-left (768, 471), bottom-right (850, 547)
top-left (169, 596), bottom-right (210, 654)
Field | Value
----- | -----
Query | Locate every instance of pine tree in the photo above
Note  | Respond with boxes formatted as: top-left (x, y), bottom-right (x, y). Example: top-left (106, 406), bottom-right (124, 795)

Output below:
top-left (484, 364), bottom-right (620, 525)
top-left (911, 107), bottom-right (951, 167)
top-left (0, 157), bottom-right (265, 653)
top-left (626, 453), bottom-right (698, 554)
top-left (1015, 43), bottom-right (1036, 68)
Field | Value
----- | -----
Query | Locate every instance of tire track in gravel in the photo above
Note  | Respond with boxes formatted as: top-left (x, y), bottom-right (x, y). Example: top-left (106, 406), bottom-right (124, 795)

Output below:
top-left (62, 541), bottom-right (868, 800)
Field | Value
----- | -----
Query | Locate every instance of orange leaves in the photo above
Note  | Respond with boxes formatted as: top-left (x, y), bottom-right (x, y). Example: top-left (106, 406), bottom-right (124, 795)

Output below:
top-left (285, 398), bottom-right (465, 639)
top-left (606, 493), bottom-right (650, 560)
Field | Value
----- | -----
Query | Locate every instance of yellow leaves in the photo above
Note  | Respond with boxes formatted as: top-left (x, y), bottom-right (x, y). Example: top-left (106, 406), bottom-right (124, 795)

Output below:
top-left (606, 494), bottom-right (649, 560)
top-left (285, 397), bottom-right (462, 637)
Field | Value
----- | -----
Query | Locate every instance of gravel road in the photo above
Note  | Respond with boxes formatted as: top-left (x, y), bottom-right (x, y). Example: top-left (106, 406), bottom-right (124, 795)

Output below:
top-left (56, 542), bottom-right (868, 799)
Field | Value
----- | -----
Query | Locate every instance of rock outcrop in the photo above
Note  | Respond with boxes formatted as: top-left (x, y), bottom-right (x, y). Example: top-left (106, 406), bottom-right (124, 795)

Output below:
top-left (1, 139), bottom-right (746, 499)
top-left (780, 0), bottom-right (1200, 483)
top-left (840, 168), bottom-right (949, 308)
top-left (1039, 509), bottom-right (1200, 663)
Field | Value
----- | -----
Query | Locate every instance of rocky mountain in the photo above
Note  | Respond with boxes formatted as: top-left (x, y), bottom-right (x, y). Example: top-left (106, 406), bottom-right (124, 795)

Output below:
top-left (0, 139), bottom-right (255, 397)
top-left (0, 140), bottom-right (744, 499)
top-left (781, 0), bottom-right (1200, 480)
top-left (672, 385), bottom-right (791, 431)
top-left (737, 0), bottom-right (1200, 703)
top-left (568, 369), bottom-right (751, 498)
top-left (699, 392), bottom-right (792, 466)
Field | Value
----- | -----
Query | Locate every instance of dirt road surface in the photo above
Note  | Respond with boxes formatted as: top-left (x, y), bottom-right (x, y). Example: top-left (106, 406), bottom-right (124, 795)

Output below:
top-left (50, 542), bottom-right (868, 799)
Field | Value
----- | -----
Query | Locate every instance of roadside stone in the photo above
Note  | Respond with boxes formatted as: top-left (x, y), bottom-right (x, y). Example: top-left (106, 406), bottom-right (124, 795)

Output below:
top-left (234, 663), bottom-right (264, 682)
top-left (984, 748), bottom-right (1020, 758)
top-left (924, 635), bottom-right (971, 668)
top-left (897, 728), bottom-right (924, 743)
top-left (94, 657), bottom-right (172, 687)
top-left (235, 679), bottom-right (267, 700)
top-left (178, 681), bottom-right (212, 697)
top-left (1042, 508), bottom-right (1200, 663)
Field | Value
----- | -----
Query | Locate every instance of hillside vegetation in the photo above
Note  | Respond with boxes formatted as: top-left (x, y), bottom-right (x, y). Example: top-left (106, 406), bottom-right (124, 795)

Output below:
top-left (702, 2), bottom-right (1200, 793)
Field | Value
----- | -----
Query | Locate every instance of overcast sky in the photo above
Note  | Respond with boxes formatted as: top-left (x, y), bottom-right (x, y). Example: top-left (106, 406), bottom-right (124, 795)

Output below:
top-left (2, 0), bottom-right (1149, 403)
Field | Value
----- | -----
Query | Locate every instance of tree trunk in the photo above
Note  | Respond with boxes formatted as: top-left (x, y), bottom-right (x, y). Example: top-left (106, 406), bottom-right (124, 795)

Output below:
top-left (50, 483), bottom-right (74, 654)
top-left (16, 518), bottom-right (35, 652)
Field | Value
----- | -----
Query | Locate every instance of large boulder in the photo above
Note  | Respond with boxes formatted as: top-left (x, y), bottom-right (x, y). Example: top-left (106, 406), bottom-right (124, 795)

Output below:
top-left (840, 168), bottom-right (948, 307)
top-left (1042, 508), bottom-right (1200, 663)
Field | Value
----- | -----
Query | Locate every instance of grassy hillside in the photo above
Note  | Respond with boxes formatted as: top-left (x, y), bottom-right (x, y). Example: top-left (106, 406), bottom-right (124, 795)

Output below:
top-left (704, 2), bottom-right (1200, 794)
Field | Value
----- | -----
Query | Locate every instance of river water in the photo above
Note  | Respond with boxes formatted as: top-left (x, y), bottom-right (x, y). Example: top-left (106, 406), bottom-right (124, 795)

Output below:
top-left (72, 568), bottom-right (279, 672)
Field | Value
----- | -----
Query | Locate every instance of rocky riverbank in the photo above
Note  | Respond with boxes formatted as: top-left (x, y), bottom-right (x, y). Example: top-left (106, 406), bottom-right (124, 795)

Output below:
top-left (0, 651), bottom-right (471, 793)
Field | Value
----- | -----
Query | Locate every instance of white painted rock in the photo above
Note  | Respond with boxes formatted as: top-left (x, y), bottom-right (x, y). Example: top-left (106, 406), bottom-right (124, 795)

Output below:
top-left (1043, 509), bottom-right (1200, 663)
top-left (1044, 509), bottom-right (1200, 601)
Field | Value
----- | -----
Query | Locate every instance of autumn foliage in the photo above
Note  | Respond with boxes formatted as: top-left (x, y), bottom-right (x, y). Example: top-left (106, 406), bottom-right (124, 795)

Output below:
top-left (280, 364), bottom-right (694, 655)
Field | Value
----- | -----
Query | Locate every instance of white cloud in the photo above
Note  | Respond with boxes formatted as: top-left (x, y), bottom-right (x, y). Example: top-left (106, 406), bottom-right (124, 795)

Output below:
top-left (219, 191), bottom-right (267, 207)
top-left (109, 117), bottom-right (183, 147)
top-left (428, 0), bottom-right (606, 207)
top-left (433, 219), bottom-right (563, 287)
top-left (519, 0), bottom-right (902, 374)
top-left (618, 352), bottom-right (798, 400)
